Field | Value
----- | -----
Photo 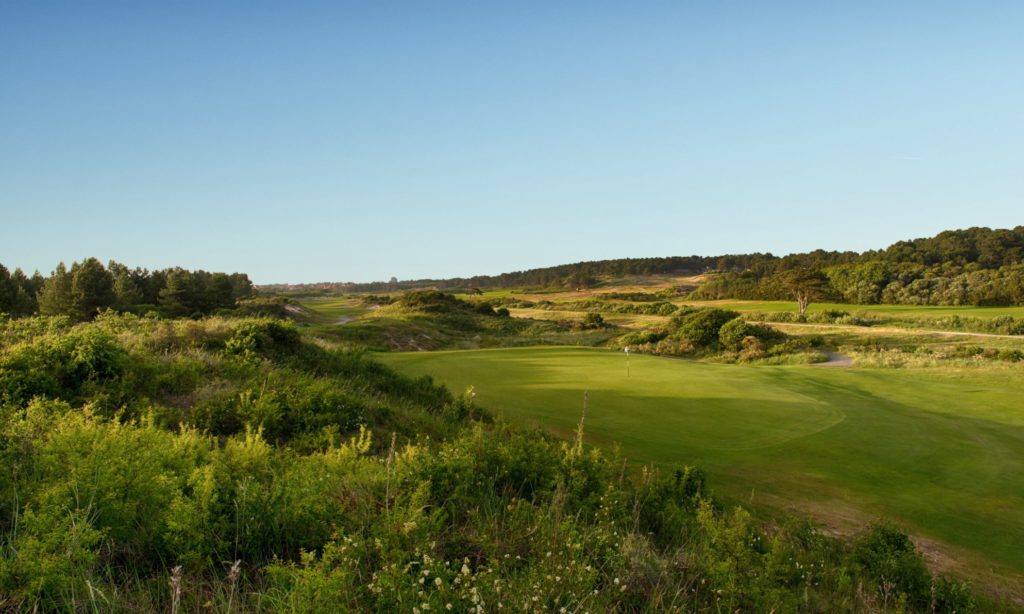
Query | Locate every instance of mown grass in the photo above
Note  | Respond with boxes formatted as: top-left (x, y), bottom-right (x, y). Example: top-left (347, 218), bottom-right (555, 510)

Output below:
top-left (299, 296), bottom-right (371, 321)
top-left (380, 346), bottom-right (1024, 594)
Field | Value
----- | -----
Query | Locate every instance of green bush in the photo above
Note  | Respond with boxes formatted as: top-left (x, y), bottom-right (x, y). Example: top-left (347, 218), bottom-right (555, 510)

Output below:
top-left (855, 524), bottom-right (932, 608)
top-left (0, 325), bottom-right (126, 407)
top-left (616, 330), bottom-right (668, 348)
top-left (395, 290), bottom-right (469, 314)
top-left (224, 319), bottom-right (301, 362)
top-left (671, 309), bottom-right (740, 348)
top-left (718, 319), bottom-right (786, 351)
top-left (933, 576), bottom-right (977, 613)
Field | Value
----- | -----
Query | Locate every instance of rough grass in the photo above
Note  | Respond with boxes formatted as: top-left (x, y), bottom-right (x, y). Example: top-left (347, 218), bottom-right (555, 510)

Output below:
top-left (677, 300), bottom-right (1024, 319)
top-left (379, 346), bottom-right (1024, 596)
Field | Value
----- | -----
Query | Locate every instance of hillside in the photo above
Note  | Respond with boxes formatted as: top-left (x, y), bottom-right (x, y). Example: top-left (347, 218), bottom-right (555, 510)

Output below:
top-left (263, 227), bottom-right (1024, 307)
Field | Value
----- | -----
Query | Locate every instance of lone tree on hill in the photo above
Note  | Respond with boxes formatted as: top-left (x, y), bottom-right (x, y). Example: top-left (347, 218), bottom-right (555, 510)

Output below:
top-left (784, 268), bottom-right (829, 315)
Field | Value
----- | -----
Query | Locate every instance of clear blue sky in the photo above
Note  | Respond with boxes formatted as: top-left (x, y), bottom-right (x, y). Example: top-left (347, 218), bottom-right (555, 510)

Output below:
top-left (2, 1), bottom-right (1022, 284)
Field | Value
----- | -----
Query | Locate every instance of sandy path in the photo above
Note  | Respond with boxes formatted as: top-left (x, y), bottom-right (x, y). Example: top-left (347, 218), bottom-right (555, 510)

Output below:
top-left (815, 352), bottom-right (854, 367)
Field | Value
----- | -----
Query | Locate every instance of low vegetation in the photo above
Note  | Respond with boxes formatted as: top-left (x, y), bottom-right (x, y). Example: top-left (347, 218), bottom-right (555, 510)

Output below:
top-left (1, 314), bottom-right (998, 612)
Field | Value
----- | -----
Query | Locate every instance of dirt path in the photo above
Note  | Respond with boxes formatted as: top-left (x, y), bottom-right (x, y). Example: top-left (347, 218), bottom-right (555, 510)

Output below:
top-left (815, 351), bottom-right (853, 367)
top-left (929, 329), bottom-right (1024, 340)
top-left (335, 316), bottom-right (353, 325)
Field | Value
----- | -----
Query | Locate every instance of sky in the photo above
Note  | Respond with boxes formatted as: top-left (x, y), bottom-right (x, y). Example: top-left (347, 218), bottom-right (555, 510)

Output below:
top-left (2, 1), bottom-right (1022, 284)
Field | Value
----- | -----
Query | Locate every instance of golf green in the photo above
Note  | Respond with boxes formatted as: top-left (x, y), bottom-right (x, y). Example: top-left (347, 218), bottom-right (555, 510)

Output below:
top-left (380, 346), bottom-right (1024, 586)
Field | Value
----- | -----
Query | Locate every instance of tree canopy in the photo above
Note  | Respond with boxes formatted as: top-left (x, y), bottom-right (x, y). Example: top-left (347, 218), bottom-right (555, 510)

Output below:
top-left (1, 259), bottom-right (254, 321)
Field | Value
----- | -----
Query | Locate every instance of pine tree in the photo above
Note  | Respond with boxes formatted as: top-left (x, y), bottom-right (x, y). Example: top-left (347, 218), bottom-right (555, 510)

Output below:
top-left (160, 268), bottom-right (201, 316)
top-left (38, 263), bottom-right (74, 317)
top-left (113, 270), bottom-right (144, 311)
top-left (10, 268), bottom-right (39, 315)
top-left (0, 264), bottom-right (30, 316)
top-left (70, 258), bottom-right (115, 320)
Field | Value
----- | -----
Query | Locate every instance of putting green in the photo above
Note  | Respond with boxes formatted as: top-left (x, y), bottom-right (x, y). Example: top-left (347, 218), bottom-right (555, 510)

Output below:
top-left (380, 346), bottom-right (1024, 587)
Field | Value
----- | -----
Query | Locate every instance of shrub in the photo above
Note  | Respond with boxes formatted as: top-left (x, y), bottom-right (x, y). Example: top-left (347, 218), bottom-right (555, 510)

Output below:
top-left (395, 290), bottom-right (468, 314)
top-left (932, 576), bottom-right (977, 613)
top-left (718, 319), bottom-right (786, 351)
top-left (653, 337), bottom-right (695, 356)
top-left (224, 319), bottom-right (301, 362)
top-left (0, 326), bottom-right (127, 407)
top-left (997, 349), bottom-right (1024, 362)
top-left (671, 309), bottom-right (740, 348)
top-left (474, 301), bottom-right (498, 316)
top-left (0, 507), bottom-right (102, 608)
top-left (854, 524), bottom-right (931, 608)
top-left (616, 330), bottom-right (668, 348)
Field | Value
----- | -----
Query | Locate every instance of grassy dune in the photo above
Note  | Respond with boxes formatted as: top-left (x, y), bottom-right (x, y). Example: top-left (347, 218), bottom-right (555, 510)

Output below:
top-left (380, 347), bottom-right (1024, 592)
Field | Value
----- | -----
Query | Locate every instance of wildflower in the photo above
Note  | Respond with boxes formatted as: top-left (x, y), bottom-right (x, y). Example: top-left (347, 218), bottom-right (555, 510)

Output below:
top-left (462, 563), bottom-right (471, 576)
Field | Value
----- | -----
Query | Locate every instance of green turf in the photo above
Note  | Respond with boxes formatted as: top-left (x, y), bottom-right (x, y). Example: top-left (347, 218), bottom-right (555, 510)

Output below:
top-left (379, 346), bottom-right (1024, 584)
top-left (300, 297), bottom-right (370, 321)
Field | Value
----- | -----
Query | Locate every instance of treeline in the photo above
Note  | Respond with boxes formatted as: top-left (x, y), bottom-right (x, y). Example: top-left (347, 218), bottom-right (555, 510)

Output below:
top-left (267, 227), bottom-right (1024, 305)
top-left (264, 253), bottom-right (774, 295)
top-left (690, 227), bottom-right (1024, 306)
top-left (0, 258), bottom-right (254, 321)
top-left (694, 262), bottom-right (1024, 306)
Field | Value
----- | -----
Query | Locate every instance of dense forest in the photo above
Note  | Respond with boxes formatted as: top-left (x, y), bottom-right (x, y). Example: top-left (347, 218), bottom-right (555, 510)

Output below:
top-left (0, 258), bottom-right (254, 321)
top-left (0, 314), bottom-right (985, 611)
top-left (269, 227), bottom-right (1024, 306)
